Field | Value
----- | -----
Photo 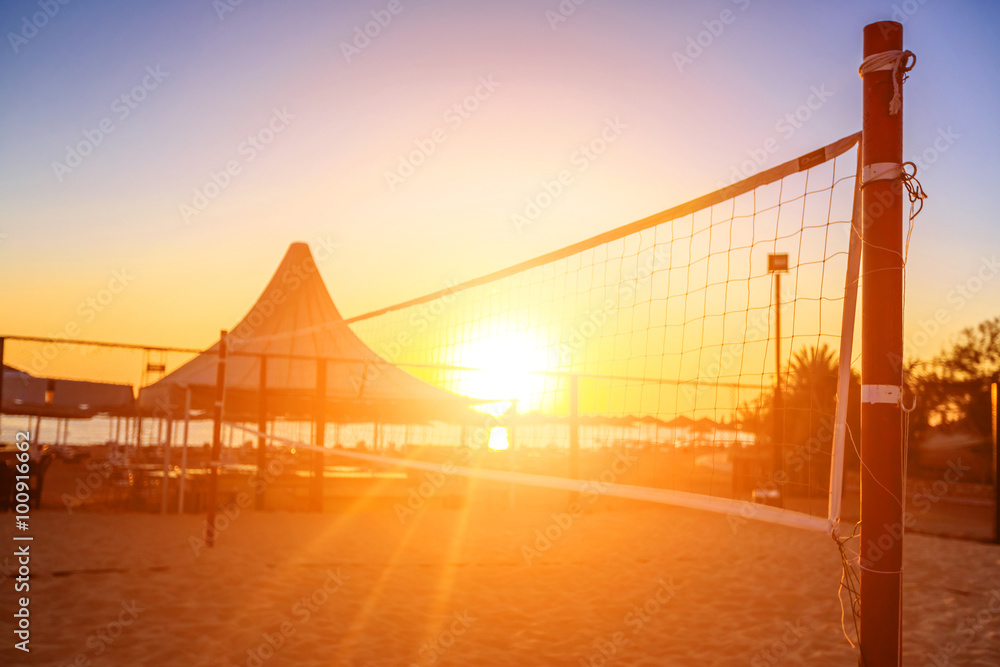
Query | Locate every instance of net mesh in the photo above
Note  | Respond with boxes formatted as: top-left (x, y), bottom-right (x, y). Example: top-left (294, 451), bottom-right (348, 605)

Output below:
top-left (341, 134), bottom-right (862, 523)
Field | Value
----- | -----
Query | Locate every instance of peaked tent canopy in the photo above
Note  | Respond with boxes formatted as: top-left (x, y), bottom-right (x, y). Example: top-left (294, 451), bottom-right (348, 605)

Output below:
top-left (138, 242), bottom-right (476, 423)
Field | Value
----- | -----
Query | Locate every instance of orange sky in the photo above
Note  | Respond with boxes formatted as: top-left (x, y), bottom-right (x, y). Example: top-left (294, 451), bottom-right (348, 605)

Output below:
top-left (2, 0), bottom-right (997, 394)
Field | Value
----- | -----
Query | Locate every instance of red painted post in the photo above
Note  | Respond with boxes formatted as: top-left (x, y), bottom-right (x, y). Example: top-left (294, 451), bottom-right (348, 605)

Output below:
top-left (992, 380), bottom-right (998, 543)
top-left (205, 330), bottom-right (228, 548)
top-left (0, 338), bottom-right (5, 426)
top-left (860, 21), bottom-right (906, 666)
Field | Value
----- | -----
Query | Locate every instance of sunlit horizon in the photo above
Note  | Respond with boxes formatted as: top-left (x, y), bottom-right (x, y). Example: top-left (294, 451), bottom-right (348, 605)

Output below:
top-left (3, 1), bottom-right (998, 367)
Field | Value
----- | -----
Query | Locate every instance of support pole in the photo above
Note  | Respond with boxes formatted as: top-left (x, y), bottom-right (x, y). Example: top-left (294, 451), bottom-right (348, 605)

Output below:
top-left (569, 375), bottom-right (580, 501)
top-left (992, 380), bottom-right (998, 544)
top-left (311, 359), bottom-right (327, 512)
top-left (773, 271), bottom-right (784, 503)
top-left (829, 154), bottom-right (864, 530)
top-left (508, 399), bottom-right (518, 510)
top-left (178, 386), bottom-right (191, 514)
top-left (860, 20), bottom-right (905, 666)
top-left (136, 415), bottom-right (143, 455)
top-left (160, 417), bottom-right (173, 514)
top-left (205, 331), bottom-right (228, 547)
top-left (0, 337), bottom-right (5, 440)
top-left (256, 356), bottom-right (268, 511)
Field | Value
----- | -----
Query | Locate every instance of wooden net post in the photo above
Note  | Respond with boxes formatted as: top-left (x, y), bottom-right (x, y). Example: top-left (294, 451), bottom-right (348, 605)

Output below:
top-left (860, 20), bottom-right (906, 665)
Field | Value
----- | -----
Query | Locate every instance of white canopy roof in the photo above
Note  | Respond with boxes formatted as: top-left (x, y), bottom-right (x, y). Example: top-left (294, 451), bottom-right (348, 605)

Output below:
top-left (139, 242), bottom-right (472, 423)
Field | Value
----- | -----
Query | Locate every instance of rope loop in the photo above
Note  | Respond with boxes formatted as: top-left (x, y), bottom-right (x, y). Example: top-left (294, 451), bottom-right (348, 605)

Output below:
top-left (899, 161), bottom-right (927, 214)
top-left (900, 161), bottom-right (927, 260)
top-left (859, 50), bottom-right (916, 115)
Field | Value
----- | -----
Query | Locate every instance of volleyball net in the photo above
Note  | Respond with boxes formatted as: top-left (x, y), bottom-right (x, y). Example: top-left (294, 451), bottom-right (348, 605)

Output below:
top-left (1, 133), bottom-right (863, 534)
top-left (331, 132), bottom-right (863, 533)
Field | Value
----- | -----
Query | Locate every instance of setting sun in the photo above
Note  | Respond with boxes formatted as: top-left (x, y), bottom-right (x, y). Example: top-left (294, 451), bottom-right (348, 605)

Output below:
top-left (456, 331), bottom-right (549, 406)
top-left (487, 427), bottom-right (510, 451)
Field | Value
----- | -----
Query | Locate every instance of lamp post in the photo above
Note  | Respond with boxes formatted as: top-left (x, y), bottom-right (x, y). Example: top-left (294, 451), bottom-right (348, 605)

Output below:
top-left (768, 253), bottom-right (788, 506)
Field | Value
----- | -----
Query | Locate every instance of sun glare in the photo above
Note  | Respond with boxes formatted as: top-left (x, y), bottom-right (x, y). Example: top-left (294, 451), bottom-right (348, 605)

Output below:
top-left (458, 331), bottom-right (548, 406)
top-left (487, 427), bottom-right (510, 450)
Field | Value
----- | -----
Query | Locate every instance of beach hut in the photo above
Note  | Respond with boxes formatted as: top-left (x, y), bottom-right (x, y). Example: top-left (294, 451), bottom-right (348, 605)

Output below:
top-left (2, 364), bottom-right (135, 421)
top-left (1, 363), bottom-right (135, 448)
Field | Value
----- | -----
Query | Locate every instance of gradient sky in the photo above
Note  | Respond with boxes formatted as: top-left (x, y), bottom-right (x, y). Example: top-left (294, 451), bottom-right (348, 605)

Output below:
top-left (2, 0), bottom-right (998, 365)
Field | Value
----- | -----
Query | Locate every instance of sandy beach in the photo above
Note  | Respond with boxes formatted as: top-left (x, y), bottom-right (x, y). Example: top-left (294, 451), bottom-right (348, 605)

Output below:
top-left (1, 495), bottom-right (998, 666)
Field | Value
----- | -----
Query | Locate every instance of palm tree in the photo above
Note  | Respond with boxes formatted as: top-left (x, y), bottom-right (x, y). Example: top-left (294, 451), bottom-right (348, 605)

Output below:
top-left (787, 343), bottom-right (839, 411)
top-left (781, 343), bottom-right (840, 494)
top-left (734, 343), bottom-right (858, 498)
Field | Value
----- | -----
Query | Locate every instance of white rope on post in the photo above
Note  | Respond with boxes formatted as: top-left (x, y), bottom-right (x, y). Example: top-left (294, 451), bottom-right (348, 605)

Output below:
top-left (858, 49), bottom-right (915, 115)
